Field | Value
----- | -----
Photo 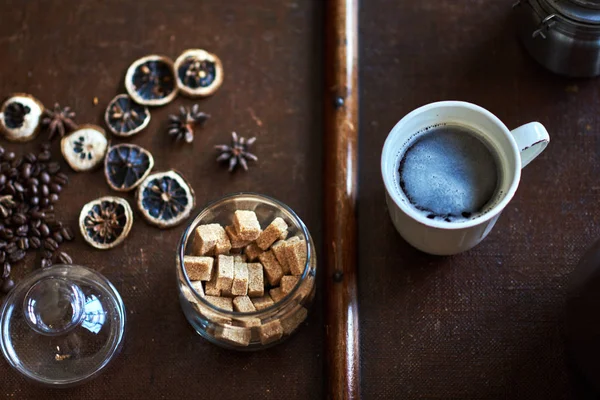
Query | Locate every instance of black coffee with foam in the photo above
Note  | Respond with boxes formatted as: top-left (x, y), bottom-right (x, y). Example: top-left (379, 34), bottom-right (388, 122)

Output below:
top-left (398, 124), bottom-right (500, 223)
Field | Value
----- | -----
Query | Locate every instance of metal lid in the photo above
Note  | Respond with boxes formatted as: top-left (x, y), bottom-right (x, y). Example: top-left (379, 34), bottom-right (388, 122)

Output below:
top-left (0, 265), bottom-right (125, 387)
top-left (547, 0), bottom-right (600, 24)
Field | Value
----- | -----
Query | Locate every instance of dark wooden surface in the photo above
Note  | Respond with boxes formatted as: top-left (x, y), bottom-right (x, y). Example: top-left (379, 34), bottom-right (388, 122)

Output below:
top-left (323, 0), bottom-right (360, 398)
top-left (0, 0), bottom-right (595, 399)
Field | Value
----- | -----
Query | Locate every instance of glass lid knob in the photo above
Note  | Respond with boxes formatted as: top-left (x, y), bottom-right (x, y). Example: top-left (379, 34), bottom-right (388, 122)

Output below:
top-left (23, 277), bottom-right (85, 336)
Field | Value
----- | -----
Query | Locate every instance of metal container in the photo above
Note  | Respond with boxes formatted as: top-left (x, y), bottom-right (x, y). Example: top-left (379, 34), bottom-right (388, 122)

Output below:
top-left (514, 0), bottom-right (600, 77)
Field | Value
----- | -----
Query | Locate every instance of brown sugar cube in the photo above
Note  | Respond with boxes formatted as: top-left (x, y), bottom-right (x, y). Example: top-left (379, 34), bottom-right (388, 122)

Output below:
top-left (181, 281), bottom-right (204, 303)
top-left (198, 304), bottom-right (231, 325)
top-left (216, 255), bottom-right (234, 291)
top-left (258, 251), bottom-right (284, 286)
top-left (269, 287), bottom-right (286, 303)
top-left (183, 256), bottom-right (214, 281)
top-left (232, 262), bottom-right (249, 296)
top-left (221, 286), bottom-right (234, 297)
top-left (247, 263), bottom-right (264, 297)
top-left (281, 306), bottom-right (308, 335)
top-left (280, 275), bottom-right (300, 294)
top-left (244, 242), bottom-right (264, 262)
top-left (297, 274), bottom-right (315, 301)
top-left (214, 225), bottom-right (232, 255)
top-left (205, 295), bottom-right (233, 311)
top-left (226, 225), bottom-right (251, 249)
top-left (271, 240), bottom-right (290, 274)
top-left (235, 317), bottom-right (261, 328)
top-left (259, 320), bottom-right (284, 345)
top-left (279, 229), bottom-right (289, 240)
top-left (252, 295), bottom-right (274, 311)
top-left (205, 272), bottom-right (221, 296)
top-left (285, 237), bottom-right (307, 276)
top-left (192, 224), bottom-right (222, 255)
top-left (233, 296), bottom-right (256, 312)
top-left (233, 254), bottom-right (247, 263)
top-left (256, 217), bottom-right (288, 250)
top-left (215, 325), bottom-right (250, 346)
top-left (233, 210), bottom-right (262, 241)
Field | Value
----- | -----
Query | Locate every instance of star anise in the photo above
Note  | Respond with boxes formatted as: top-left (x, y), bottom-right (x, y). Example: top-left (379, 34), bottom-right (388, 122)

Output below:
top-left (215, 132), bottom-right (258, 172)
top-left (41, 103), bottom-right (77, 141)
top-left (167, 104), bottom-right (210, 143)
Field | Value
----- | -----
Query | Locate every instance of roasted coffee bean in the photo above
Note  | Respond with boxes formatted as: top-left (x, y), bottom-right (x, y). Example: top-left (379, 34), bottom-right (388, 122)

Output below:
top-left (27, 177), bottom-right (38, 187)
top-left (47, 162), bottom-right (60, 174)
top-left (0, 147), bottom-right (5, 157)
top-left (8, 249), bottom-right (25, 263)
top-left (11, 213), bottom-right (26, 225)
top-left (30, 236), bottom-right (41, 249)
top-left (28, 185), bottom-right (38, 196)
top-left (20, 163), bottom-right (31, 179)
top-left (1, 260), bottom-right (9, 278)
top-left (4, 152), bottom-right (15, 161)
top-left (16, 225), bottom-right (28, 237)
top-left (49, 193), bottom-right (59, 204)
top-left (10, 158), bottom-right (21, 169)
top-left (4, 183), bottom-right (15, 196)
top-left (37, 151), bottom-right (51, 162)
top-left (41, 249), bottom-right (53, 259)
top-left (41, 184), bottom-right (49, 197)
top-left (30, 227), bottom-right (40, 237)
top-left (55, 251), bottom-right (72, 265)
top-left (7, 168), bottom-right (18, 179)
top-left (40, 172), bottom-right (50, 184)
top-left (24, 152), bottom-right (36, 163)
top-left (0, 241), bottom-right (6, 250)
top-left (0, 205), bottom-right (9, 219)
top-left (0, 175), bottom-right (6, 187)
top-left (1, 278), bottom-right (15, 293)
top-left (39, 224), bottom-right (50, 237)
top-left (40, 197), bottom-right (49, 207)
top-left (29, 196), bottom-right (39, 206)
top-left (61, 227), bottom-right (74, 241)
top-left (30, 211), bottom-right (45, 220)
top-left (17, 237), bottom-right (28, 250)
top-left (49, 183), bottom-right (62, 194)
top-left (12, 181), bottom-right (24, 192)
top-left (31, 163), bottom-right (41, 177)
top-left (5, 242), bottom-right (16, 254)
top-left (0, 229), bottom-right (14, 240)
top-left (40, 258), bottom-right (52, 269)
top-left (49, 221), bottom-right (62, 230)
top-left (52, 231), bottom-right (63, 244)
top-left (44, 238), bottom-right (58, 251)
top-left (53, 173), bottom-right (68, 185)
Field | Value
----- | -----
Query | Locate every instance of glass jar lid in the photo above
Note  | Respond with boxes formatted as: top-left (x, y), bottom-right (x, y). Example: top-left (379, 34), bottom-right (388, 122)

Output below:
top-left (546, 0), bottom-right (600, 24)
top-left (0, 264), bottom-right (125, 387)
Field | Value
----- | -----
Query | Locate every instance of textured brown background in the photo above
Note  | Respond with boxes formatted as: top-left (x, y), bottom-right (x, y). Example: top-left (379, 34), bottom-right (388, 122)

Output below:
top-left (0, 0), bottom-right (595, 399)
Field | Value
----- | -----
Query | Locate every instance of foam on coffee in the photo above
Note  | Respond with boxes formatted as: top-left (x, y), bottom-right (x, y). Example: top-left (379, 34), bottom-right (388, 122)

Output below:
top-left (398, 124), bottom-right (500, 223)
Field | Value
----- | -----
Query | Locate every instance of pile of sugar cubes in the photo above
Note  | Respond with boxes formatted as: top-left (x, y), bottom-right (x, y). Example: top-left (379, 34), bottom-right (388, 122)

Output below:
top-left (182, 210), bottom-right (311, 346)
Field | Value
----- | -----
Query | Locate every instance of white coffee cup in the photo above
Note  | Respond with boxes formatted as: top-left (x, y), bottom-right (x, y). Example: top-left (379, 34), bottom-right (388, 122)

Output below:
top-left (381, 101), bottom-right (549, 255)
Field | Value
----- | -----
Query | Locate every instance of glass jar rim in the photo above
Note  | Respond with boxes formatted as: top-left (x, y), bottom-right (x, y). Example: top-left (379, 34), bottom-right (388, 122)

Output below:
top-left (177, 192), bottom-right (314, 317)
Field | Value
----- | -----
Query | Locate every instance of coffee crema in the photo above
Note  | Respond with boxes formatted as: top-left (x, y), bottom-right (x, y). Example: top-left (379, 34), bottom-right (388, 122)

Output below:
top-left (397, 124), bottom-right (501, 223)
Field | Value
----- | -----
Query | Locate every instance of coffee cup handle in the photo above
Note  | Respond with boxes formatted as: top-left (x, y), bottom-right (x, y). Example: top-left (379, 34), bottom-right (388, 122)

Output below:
top-left (510, 122), bottom-right (550, 168)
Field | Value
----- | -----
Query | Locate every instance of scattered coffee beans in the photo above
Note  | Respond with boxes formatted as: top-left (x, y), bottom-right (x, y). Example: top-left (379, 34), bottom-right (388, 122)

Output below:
top-left (0, 144), bottom-right (75, 293)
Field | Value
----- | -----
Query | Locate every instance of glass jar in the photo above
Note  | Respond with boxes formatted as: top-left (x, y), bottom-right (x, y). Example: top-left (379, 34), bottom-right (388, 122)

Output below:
top-left (176, 193), bottom-right (317, 350)
top-left (0, 264), bottom-right (125, 386)
top-left (514, 0), bottom-right (600, 77)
